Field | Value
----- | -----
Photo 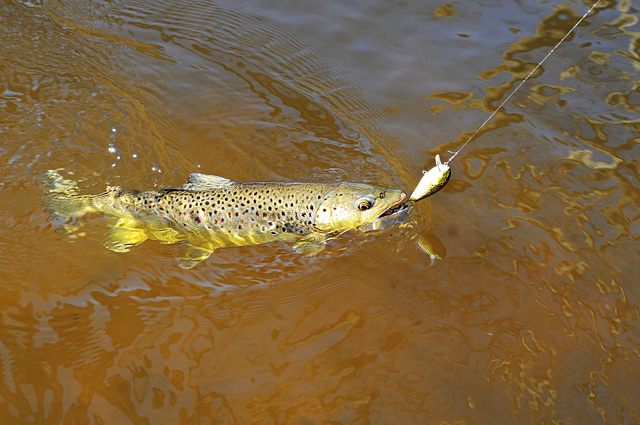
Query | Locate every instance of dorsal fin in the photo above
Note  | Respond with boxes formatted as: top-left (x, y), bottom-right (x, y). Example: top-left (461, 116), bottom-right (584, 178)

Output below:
top-left (180, 173), bottom-right (234, 190)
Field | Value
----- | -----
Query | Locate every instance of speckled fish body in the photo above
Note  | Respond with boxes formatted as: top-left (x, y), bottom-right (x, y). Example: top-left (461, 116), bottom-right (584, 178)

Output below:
top-left (105, 181), bottom-right (346, 247)
top-left (44, 172), bottom-right (406, 267)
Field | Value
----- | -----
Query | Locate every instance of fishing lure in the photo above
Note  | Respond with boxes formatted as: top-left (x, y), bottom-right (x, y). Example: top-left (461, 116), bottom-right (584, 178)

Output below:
top-left (409, 154), bottom-right (451, 202)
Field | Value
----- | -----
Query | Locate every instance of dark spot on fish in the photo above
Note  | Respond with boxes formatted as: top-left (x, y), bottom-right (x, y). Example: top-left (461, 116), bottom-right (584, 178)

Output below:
top-left (194, 216), bottom-right (201, 224)
top-left (205, 201), bottom-right (210, 205)
top-left (238, 224), bottom-right (243, 230)
top-left (310, 205), bottom-right (314, 210)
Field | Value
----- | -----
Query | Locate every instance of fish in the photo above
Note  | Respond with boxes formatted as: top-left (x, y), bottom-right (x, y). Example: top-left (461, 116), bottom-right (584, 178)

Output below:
top-left (43, 170), bottom-right (407, 268)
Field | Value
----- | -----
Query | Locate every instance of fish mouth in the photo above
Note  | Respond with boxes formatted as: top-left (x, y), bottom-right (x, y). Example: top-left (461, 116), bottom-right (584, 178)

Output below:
top-left (358, 195), bottom-right (410, 233)
top-left (377, 194), bottom-right (409, 219)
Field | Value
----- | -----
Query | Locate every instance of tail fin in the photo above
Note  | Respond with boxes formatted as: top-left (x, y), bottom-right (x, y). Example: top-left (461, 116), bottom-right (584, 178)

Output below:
top-left (44, 193), bottom-right (96, 219)
top-left (42, 170), bottom-right (97, 219)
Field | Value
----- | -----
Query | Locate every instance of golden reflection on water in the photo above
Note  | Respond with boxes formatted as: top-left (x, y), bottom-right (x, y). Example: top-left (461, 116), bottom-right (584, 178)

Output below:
top-left (1, 0), bottom-right (640, 423)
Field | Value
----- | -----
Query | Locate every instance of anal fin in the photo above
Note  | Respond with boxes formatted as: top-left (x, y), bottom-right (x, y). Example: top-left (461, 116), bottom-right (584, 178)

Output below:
top-left (104, 217), bottom-right (148, 252)
top-left (175, 242), bottom-right (216, 269)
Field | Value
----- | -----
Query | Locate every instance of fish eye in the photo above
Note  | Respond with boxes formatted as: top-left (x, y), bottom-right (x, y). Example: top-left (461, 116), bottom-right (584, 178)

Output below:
top-left (379, 192), bottom-right (385, 199)
top-left (357, 199), bottom-right (373, 211)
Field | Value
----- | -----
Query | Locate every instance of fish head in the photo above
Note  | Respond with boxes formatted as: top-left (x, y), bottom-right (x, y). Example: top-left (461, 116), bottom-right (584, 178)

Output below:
top-left (315, 183), bottom-right (406, 233)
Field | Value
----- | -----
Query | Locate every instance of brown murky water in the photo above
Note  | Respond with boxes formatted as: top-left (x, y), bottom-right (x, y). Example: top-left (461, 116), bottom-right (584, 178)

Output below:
top-left (1, 0), bottom-right (639, 423)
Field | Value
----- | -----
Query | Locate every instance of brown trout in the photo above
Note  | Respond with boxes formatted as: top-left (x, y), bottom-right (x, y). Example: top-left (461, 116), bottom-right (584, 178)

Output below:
top-left (44, 171), bottom-right (407, 268)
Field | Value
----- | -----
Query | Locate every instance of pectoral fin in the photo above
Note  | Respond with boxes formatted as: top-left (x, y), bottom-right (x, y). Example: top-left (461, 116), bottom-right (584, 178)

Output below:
top-left (417, 232), bottom-right (447, 262)
top-left (293, 234), bottom-right (327, 256)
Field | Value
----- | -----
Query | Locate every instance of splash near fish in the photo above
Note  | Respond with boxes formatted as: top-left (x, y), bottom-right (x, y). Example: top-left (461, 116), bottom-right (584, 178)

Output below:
top-left (43, 170), bottom-right (407, 268)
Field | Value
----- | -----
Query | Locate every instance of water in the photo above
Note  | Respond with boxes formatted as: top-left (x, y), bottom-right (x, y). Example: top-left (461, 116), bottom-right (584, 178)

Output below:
top-left (1, 0), bottom-right (639, 423)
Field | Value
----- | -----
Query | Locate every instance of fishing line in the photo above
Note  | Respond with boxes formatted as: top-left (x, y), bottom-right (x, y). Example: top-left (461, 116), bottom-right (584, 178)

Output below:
top-left (444, 0), bottom-right (602, 166)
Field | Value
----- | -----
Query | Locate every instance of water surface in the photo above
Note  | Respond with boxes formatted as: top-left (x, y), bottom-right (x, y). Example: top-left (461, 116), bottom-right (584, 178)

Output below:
top-left (1, 0), bottom-right (639, 423)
